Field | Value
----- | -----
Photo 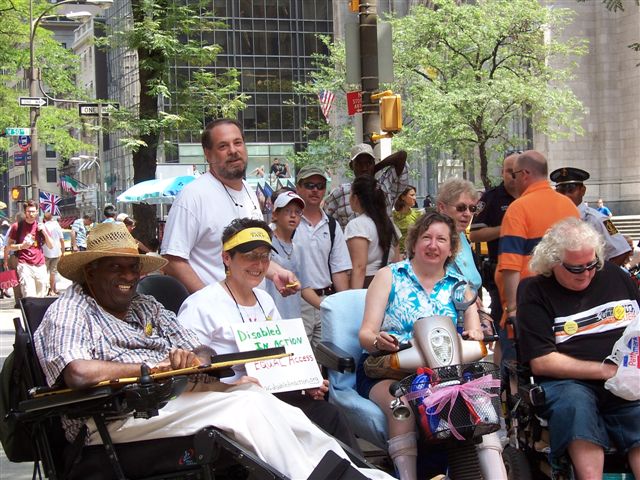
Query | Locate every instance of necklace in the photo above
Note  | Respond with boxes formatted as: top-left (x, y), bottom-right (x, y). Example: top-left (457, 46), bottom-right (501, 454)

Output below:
top-left (273, 234), bottom-right (293, 260)
top-left (224, 280), bottom-right (271, 322)
top-left (210, 171), bottom-right (258, 212)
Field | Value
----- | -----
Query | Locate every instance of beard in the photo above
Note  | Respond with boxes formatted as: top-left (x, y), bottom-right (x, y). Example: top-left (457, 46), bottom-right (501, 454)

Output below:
top-left (217, 157), bottom-right (247, 180)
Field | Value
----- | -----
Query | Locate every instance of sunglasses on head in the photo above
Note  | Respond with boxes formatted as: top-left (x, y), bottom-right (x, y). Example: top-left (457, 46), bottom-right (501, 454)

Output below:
top-left (302, 181), bottom-right (326, 191)
top-left (556, 183), bottom-right (581, 194)
top-left (451, 203), bottom-right (478, 213)
top-left (561, 258), bottom-right (598, 274)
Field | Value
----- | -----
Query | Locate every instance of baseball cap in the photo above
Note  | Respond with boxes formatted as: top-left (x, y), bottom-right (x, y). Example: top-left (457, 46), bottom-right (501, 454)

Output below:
top-left (350, 143), bottom-right (376, 164)
top-left (297, 164), bottom-right (329, 182)
top-left (273, 191), bottom-right (305, 210)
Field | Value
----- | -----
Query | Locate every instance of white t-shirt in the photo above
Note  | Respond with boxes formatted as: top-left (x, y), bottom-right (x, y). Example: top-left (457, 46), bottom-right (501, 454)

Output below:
top-left (178, 282), bottom-right (281, 383)
top-left (161, 172), bottom-right (263, 285)
top-left (295, 212), bottom-right (352, 289)
top-left (43, 220), bottom-right (63, 258)
top-left (345, 213), bottom-right (397, 276)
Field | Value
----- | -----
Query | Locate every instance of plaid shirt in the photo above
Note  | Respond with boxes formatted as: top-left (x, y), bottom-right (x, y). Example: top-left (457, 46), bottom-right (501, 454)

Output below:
top-left (323, 164), bottom-right (409, 228)
top-left (34, 283), bottom-right (200, 441)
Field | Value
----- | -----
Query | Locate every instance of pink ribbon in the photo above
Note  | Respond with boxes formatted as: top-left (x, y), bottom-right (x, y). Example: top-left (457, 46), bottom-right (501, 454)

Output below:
top-left (417, 374), bottom-right (500, 440)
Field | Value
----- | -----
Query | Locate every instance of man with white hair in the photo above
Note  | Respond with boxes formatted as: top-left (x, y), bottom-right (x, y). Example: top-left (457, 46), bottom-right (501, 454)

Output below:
top-left (518, 218), bottom-right (640, 479)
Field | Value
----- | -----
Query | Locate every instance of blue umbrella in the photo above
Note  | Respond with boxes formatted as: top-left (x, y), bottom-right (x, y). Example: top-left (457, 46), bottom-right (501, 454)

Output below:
top-left (117, 175), bottom-right (195, 204)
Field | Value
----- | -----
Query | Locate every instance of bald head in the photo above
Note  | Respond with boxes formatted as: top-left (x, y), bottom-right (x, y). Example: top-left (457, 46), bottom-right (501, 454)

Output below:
top-left (516, 150), bottom-right (548, 178)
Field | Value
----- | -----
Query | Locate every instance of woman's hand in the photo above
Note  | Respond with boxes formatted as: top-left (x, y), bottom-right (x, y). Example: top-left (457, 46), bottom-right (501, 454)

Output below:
top-left (462, 329), bottom-right (484, 341)
top-left (234, 375), bottom-right (261, 386)
top-left (303, 379), bottom-right (329, 400)
top-left (372, 331), bottom-right (400, 352)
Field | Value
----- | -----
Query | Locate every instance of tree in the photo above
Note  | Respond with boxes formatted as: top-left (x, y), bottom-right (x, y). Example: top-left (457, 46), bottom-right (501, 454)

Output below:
top-left (98, 0), bottom-right (248, 242)
top-left (0, 0), bottom-right (92, 175)
top-left (390, 0), bottom-right (587, 188)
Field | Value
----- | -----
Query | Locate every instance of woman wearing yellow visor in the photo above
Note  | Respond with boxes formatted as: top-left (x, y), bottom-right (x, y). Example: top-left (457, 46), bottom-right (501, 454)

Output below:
top-left (178, 218), bottom-right (360, 451)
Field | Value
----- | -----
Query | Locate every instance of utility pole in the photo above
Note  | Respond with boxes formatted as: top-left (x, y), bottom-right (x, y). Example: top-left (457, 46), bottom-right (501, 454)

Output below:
top-left (359, 0), bottom-right (380, 144)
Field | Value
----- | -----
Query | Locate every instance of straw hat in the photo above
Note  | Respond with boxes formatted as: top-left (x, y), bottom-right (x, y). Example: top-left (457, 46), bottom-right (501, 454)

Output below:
top-left (58, 223), bottom-right (167, 283)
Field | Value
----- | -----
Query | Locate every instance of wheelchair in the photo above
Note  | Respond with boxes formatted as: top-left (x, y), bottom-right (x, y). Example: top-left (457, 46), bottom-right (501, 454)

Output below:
top-left (2, 295), bottom-right (373, 480)
top-left (501, 318), bottom-right (635, 480)
top-left (316, 289), bottom-right (517, 479)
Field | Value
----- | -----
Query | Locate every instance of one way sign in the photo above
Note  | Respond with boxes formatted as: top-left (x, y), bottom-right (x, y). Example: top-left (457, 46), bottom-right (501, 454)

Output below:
top-left (19, 97), bottom-right (47, 107)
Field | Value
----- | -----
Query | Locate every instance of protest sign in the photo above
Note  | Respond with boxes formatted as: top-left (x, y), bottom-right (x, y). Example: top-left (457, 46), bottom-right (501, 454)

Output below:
top-left (231, 318), bottom-right (323, 393)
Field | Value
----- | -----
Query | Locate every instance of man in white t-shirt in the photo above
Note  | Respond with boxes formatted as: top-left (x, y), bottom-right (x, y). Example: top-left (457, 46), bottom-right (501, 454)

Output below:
top-left (161, 118), bottom-right (298, 294)
top-left (42, 212), bottom-right (65, 295)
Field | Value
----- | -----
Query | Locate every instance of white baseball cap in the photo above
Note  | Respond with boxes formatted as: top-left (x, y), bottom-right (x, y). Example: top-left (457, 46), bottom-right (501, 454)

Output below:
top-left (273, 191), bottom-right (305, 210)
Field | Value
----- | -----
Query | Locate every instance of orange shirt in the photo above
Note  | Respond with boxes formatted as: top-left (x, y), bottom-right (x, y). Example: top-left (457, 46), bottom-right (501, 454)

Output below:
top-left (496, 180), bottom-right (579, 323)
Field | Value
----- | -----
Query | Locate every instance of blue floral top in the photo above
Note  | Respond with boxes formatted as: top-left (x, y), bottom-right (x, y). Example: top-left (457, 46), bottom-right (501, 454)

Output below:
top-left (381, 259), bottom-right (465, 342)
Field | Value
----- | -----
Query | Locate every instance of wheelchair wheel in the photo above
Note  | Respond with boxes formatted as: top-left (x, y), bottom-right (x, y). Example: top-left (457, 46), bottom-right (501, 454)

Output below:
top-left (503, 446), bottom-right (532, 480)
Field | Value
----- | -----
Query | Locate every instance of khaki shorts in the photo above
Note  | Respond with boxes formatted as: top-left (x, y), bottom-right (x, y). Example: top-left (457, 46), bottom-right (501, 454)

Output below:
top-left (45, 256), bottom-right (60, 274)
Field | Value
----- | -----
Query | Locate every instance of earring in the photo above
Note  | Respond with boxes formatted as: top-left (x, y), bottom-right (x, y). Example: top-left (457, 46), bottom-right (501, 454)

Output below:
top-left (225, 268), bottom-right (231, 277)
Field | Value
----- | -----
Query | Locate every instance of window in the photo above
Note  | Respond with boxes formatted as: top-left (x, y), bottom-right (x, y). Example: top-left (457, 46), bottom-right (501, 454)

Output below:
top-left (45, 145), bottom-right (56, 158)
top-left (46, 168), bottom-right (57, 183)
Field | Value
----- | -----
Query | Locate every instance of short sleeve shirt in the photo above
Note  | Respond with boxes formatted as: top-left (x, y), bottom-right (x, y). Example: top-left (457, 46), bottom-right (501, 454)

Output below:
top-left (295, 213), bottom-right (352, 289)
top-left (324, 164), bottom-right (409, 228)
top-left (579, 203), bottom-right (630, 261)
top-left (345, 213), bottom-right (386, 275)
top-left (71, 219), bottom-right (87, 249)
top-left (9, 221), bottom-right (45, 266)
top-left (470, 184), bottom-right (515, 260)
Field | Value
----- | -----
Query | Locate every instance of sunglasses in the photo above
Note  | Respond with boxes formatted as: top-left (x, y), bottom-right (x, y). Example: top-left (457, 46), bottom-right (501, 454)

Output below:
top-left (239, 251), bottom-right (271, 262)
top-left (561, 258), bottom-right (598, 274)
top-left (505, 149), bottom-right (523, 156)
top-left (302, 182), bottom-right (326, 191)
top-left (451, 203), bottom-right (478, 213)
top-left (556, 183), bottom-right (581, 194)
top-left (510, 169), bottom-right (527, 180)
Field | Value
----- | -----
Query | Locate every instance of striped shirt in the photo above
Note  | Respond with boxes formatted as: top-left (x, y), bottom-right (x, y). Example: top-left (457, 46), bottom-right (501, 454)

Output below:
top-left (34, 283), bottom-right (200, 441)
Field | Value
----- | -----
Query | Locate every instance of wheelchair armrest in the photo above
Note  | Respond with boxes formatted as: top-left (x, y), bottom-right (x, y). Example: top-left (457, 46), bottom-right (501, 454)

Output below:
top-left (315, 342), bottom-right (356, 373)
top-left (518, 382), bottom-right (546, 407)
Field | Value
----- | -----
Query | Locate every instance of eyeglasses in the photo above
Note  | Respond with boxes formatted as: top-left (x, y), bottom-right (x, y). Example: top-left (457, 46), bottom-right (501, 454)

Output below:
top-left (239, 252), bottom-right (271, 262)
top-left (279, 207), bottom-right (303, 217)
top-left (556, 183), bottom-right (581, 194)
top-left (450, 203), bottom-right (478, 213)
top-left (561, 258), bottom-right (598, 274)
top-left (301, 182), bottom-right (326, 191)
top-left (510, 169), bottom-right (526, 180)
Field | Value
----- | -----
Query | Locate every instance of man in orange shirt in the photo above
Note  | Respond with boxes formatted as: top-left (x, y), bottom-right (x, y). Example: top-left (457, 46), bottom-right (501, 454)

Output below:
top-left (496, 151), bottom-right (579, 327)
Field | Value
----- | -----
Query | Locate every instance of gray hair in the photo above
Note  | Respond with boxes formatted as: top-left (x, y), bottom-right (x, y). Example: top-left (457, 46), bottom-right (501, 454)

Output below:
top-left (529, 217), bottom-right (605, 276)
top-left (436, 178), bottom-right (479, 206)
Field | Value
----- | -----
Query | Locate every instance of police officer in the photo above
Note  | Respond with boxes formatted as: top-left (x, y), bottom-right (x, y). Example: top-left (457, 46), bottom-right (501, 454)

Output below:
top-left (470, 152), bottom-right (520, 370)
top-left (550, 167), bottom-right (630, 266)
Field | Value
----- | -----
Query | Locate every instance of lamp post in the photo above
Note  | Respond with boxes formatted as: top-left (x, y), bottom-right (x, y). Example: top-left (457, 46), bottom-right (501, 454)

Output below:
top-left (70, 154), bottom-right (101, 220)
top-left (28, 0), bottom-right (113, 201)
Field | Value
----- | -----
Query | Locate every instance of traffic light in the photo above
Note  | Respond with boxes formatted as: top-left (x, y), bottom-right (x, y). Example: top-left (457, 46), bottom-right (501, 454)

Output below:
top-left (11, 186), bottom-right (24, 202)
top-left (380, 94), bottom-right (402, 133)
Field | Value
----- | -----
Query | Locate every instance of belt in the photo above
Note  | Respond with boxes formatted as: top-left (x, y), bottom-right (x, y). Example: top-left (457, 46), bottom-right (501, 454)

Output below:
top-left (313, 286), bottom-right (335, 297)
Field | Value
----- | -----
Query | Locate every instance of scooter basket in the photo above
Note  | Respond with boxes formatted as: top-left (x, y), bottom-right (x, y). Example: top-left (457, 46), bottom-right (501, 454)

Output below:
top-left (398, 362), bottom-right (501, 441)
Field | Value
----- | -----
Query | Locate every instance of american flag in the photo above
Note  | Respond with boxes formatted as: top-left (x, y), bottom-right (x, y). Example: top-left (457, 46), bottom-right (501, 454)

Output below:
top-left (318, 90), bottom-right (335, 121)
top-left (39, 191), bottom-right (61, 216)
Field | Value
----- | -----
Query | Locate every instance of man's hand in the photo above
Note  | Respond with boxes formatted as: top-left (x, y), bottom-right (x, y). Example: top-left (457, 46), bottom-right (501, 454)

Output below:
top-left (304, 379), bottom-right (329, 400)
top-left (151, 348), bottom-right (201, 373)
top-left (271, 268), bottom-right (300, 297)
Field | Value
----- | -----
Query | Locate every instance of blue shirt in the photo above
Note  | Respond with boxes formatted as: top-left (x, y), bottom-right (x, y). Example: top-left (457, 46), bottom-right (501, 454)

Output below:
top-left (449, 232), bottom-right (482, 291)
top-left (382, 259), bottom-right (465, 342)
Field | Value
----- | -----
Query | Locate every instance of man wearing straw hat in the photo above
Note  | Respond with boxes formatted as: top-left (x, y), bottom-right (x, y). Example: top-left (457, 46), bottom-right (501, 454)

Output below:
top-left (33, 222), bottom-right (392, 480)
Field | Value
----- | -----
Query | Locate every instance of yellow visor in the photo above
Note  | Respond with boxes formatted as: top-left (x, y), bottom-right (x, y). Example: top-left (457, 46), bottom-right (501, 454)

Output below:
top-left (223, 227), bottom-right (275, 253)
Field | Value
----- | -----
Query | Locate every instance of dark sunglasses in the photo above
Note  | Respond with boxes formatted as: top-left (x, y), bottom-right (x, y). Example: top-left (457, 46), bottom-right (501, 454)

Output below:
top-left (302, 182), bottom-right (326, 191)
top-left (562, 258), bottom-right (598, 274)
top-left (451, 203), bottom-right (478, 213)
top-left (556, 183), bottom-right (581, 194)
top-left (505, 149), bottom-right (523, 157)
top-left (510, 169), bottom-right (526, 180)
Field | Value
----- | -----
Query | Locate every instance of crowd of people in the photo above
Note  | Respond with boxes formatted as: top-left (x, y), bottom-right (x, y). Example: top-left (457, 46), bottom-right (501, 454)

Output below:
top-left (5, 117), bottom-right (639, 480)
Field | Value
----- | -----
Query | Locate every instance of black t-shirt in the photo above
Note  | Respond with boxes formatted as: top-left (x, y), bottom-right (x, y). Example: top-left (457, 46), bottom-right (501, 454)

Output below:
top-left (270, 163), bottom-right (287, 178)
top-left (517, 262), bottom-right (640, 369)
top-left (470, 184), bottom-right (515, 260)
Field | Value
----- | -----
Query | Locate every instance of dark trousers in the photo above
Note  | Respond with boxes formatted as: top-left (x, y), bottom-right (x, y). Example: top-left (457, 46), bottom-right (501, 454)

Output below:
top-left (274, 391), bottom-right (362, 455)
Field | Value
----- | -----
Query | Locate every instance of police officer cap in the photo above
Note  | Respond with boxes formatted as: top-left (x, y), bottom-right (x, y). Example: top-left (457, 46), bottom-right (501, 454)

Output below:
top-left (549, 167), bottom-right (590, 185)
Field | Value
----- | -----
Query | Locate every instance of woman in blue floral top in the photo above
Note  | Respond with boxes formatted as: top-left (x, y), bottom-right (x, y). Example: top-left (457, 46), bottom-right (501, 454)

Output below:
top-left (356, 211), bottom-right (485, 480)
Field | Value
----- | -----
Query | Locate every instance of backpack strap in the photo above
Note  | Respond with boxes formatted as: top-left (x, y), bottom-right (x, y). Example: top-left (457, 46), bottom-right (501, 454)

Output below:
top-left (327, 216), bottom-right (337, 282)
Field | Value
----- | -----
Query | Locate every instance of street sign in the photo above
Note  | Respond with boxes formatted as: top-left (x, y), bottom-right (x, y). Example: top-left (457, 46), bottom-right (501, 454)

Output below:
top-left (18, 97), bottom-right (47, 107)
top-left (346, 91), bottom-right (363, 116)
top-left (18, 135), bottom-right (31, 153)
top-left (78, 103), bottom-right (120, 117)
top-left (13, 152), bottom-right (31, 167)
top-left (5, 128), bottom-right (31, 136)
